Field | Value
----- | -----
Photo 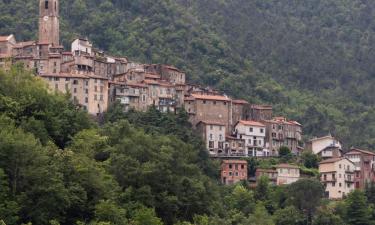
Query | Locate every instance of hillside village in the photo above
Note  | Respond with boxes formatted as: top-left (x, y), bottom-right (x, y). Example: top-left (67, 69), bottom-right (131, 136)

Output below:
top-left (1, 0), bottom-right (375, 201)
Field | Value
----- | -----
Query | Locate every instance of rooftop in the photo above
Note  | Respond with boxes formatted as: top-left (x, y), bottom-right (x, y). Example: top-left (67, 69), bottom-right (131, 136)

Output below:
top-left (222, 160), bottom-right (247, 164)
top-left (276, 164), bottom-right (299, 169)
top-left (346, 148), bottom-right (375, 156)
top-left (191, 94), bottom-right (231, 102)
top-left (232, 99), bottom-right (249, 104)
top-left (237, 120), bottom-right (266, 127)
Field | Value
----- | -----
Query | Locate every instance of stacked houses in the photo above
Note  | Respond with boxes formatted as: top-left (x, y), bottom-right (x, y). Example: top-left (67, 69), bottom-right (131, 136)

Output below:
top-left (307, 135), bottom-right (375, 199)
top-left (0, 0), bottom-right (304, 161)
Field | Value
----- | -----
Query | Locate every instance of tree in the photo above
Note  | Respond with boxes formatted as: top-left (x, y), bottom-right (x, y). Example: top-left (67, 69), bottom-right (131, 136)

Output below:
top-left (301, 151), bottom-right (320, 169)
top-left (132, 207), bottom-right (163, 225)
top-left (287, 179), bottom-right (324, 223)
top-left (313, 208), bottom-right (344, 225)
top-left (345, 190), bottom-right (372, 225)
top-left (248, 203), bottom-right (274, 225)
top-left (255, 176), bottom-right (270, 201)
top-left (279, 146), bottom-right (293, 161)
top-left (365, 181), bottom-right (375, 205)
top-left (273, 206), bottom-right (305, 225)
top-left (227, 185), bottom-right (256, 216)
top-left (0, 168), bottom-right (19, 225)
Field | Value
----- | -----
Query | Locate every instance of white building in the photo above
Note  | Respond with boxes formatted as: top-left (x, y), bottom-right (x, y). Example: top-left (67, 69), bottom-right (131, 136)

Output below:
top-left (308, 135), bottom-right (342, 155)
top-left (276, 164), bottom-right (300, 185)
top-left (71, 38), bottom-right (93, 56)
top-left (319, 158), bottom-right (355, 199)
top-left (234, 120), bottom-right (268, 157)
top-left (196, 121), bottom-right (226, 156)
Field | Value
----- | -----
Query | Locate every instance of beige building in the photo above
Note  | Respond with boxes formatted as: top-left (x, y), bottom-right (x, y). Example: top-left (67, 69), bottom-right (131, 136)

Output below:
top-left (41, 72), bottom-right (108, 115)
top-left (276, 164), bottom-right (300, 185)
top-left (319, 158), bottom-right (355, 199)
top-left (196, 121), bottom-right (226, 156)
top-left (307, 135), bottom-right (342, 158)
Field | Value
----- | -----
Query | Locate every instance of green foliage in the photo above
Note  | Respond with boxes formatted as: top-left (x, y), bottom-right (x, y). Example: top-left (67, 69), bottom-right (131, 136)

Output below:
top-left (287, 179), bottom-right (324, 223)
top-left (313, 208), bottom-right (345, 225)
top-left (301, 151), bottom-right (320, 169)
top-left (255, 176), bottom-right (270, 202)
top-left (273, 206), bottom-right (305, 225)
top-left (344, 190), bottom-right (373, 225)
top-left (279, 146), bottom-right (293, 162)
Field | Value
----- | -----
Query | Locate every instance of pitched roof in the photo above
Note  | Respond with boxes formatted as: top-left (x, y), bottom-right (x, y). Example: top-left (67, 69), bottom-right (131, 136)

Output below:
top-left (232, 99), bottom-right (249, 104)
top-left (197, 120), bottom-right (226, 126)
top-left (251, 105), bottom-right (273, 110)
top-left (191, 94), bottom-right (231, 101)
top-left (0, 35), bottom-right (14, 42)
top-left (237, 120), bottom-right (266, 127)
top-left (14, 41), bottom-right (36, 48)
top-left (276, 164), bottom-right (299, 169)
top-left (256, 168), bottom-right (277, 173)
top-left (222, 160), bottom-right (247, 164)
top-left (347, 148), bottom-right (375, 156)
top-left (319, 158), bottom-right (345, 164)
top-left (309, 135), bottom-right (334, 142)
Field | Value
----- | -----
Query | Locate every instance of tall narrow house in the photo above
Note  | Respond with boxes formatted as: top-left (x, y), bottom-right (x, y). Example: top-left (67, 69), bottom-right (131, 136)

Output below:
top-left (39, 0), bottom-right (60, 46)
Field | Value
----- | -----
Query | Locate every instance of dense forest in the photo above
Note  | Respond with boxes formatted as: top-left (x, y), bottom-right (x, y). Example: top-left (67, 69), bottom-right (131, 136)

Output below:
top-left (2, 0), bottom-right (375, 149)
top-left (2, 65), bottom-right (375, 225)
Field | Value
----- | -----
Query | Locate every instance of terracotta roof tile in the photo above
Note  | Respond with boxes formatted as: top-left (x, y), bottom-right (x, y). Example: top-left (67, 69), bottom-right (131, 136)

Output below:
top-left (197, 120), bottom-right (226, 126)
top-left (232, 99), bottom-right (249, 104)
top-left (222, 160), bottom-right (248, 164)
top-left (237, 120), bottom-right (266, 127)
top-left (191, 94), bottom-right (231, 101)
top-left (347, 148), bottom-right (375, 156)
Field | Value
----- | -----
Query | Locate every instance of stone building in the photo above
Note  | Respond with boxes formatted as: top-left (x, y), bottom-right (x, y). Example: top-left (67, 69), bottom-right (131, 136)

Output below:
top-left (344, 148), bottom-right (375, 189)
top-left (319, 157), bottom-right (355, 199)
top-left (39, 0), bottom-right (60, 46)
top-left (263, 117), bottom-right (303, 156)
top-left (255, 169), bottom-right (278, 185)
top-left (184, 94), bottom-right (232, 131)
top-left (41, 72), bottom-right (109, 115)
top-left (225, 136), bottom-right (246, 157)
top-left (231, 99), bottom-right (251, 129)
top-left (145, 64), bottom-right (186, 85)
top-left (221, 160), bottom-right (248, 185)
top-left (250, 105), bottom-right (273, 121)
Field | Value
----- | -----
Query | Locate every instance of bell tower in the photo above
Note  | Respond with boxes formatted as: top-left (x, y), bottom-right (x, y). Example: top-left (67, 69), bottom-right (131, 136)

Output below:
top-left (38, 0), bottom-right (60, 46)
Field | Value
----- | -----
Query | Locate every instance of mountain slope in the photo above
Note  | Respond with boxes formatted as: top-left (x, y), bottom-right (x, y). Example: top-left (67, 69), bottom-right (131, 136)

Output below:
top-left (1, 0), bottom-right (375, 148)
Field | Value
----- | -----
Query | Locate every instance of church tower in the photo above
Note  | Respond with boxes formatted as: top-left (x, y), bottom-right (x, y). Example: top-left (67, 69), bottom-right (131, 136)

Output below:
top-left (38, 0), bottom-right (60, 46)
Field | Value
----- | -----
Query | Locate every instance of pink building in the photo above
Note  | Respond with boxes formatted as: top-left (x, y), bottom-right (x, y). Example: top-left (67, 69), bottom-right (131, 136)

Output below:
top-left (221, 160), bottom-right (248, 185)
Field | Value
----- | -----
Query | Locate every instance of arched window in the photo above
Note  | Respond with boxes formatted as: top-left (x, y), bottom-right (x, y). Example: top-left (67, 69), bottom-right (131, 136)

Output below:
top-left (45, 1), bottom-right (49, 9)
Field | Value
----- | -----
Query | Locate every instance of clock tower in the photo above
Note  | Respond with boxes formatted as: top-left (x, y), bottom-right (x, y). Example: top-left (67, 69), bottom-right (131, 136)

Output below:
top-left (38, 0), bottom-right (60, 46)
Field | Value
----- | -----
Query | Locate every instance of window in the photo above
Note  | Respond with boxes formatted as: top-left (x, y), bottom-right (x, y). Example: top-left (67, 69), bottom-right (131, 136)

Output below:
top-left (95, 86), bottom-right (98, 92)
top-left (203, 100), bottom-right (206, 104)
top-left (85, 80), bottom-right (89, 86)
top-left (74, 88), bottom-right (77, 93)
top-left (241, 164), bottom-right (245, 169)
top-left (219, 134), bottom-right (223, 141)
top-left (209, 134), bottom-right (213, 140)
top-left (260, 128), bottom-right (264, 133)
top-left (45, 0), bottom-right (49, 9)
top-left (250, 127), bottom-right (253, 132)
top-left (73, 80), bottom-right (78, 85)
top-left (339, 164), bottom-right (342, 169)
top-left (54, 77), bottom-right (59, 81)
top-left (85, 97), bottom-right (88, 103)
top-left (339, 183), bottom-right (342, 187)
top-left (229, 172), bottom-right (233, 176)
top-left (235, 172), bottom-right (239, 177)
top-left (66, 78), bottom-right (70, 81)
top-left (209, 141), bottom-right (214, 149)
top-left (229, 164), bottom-right (233, 169)
top-left (213, 101), bottom-right (216, 105)
top-left (85, 89), bottom-right (88, 94)
top-left (54, 62), bottom-right (57, 66)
